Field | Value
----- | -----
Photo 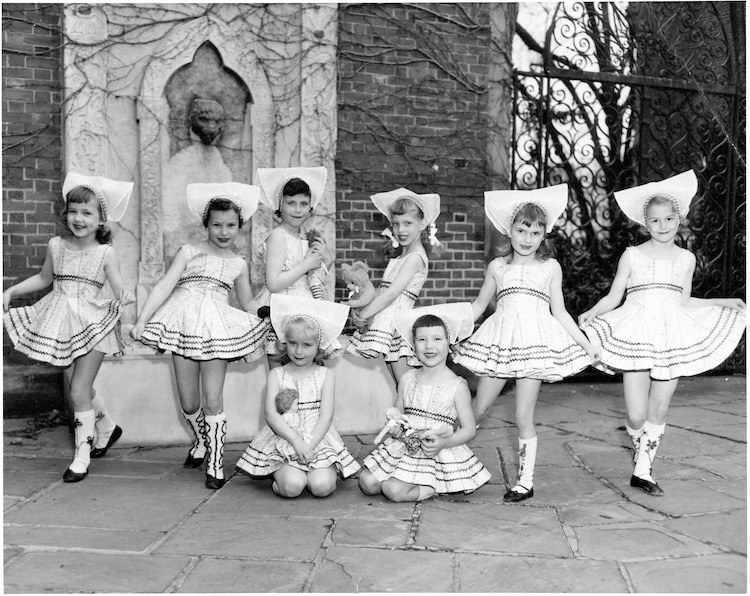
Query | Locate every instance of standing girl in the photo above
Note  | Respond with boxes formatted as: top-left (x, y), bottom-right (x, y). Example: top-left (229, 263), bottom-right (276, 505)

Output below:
top-left (346, 188), bottom-right (441, 384)
top-left (130, 182), bottom-right (267, 489)
top-left (452, 185), bottom-right (600, 502)
top-left (359, 303), bottom-right (491, 502)
top-left (579, 170), bottom-right (745, 496)
top-left (3, 172), bottom-right (134, 482)
top-left (254, 167), bottom-right (335, 364)
top-left (236, 295), bottom-right (360, 498)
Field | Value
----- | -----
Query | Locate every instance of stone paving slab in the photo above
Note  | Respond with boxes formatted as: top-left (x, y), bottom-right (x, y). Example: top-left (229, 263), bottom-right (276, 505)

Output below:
top-left (673, 452), bottom-right (747, 479)
top-left (571, 521), bottom-right (718, 560)
top-left (662, 507), bottom-right (746, 554)
top-left (416, 501), bottom-right (572, 556)
top-left (155, 512), bottom-right (331, 559)
top-left (330, 517), bottom-right (411, 547)
top-left (623, 553), bottom-right (747, 593)
top-left (4, 523), bottom-right (162, 553)
top-left (175, 558), bottom-right (314, 593)
top-left (457, 553), bottom-right (630, 592)
top-left (4, 551), bottom-right (192, 593)
top-left (4, 475), bottom-right (210, 531)
top-left (310, 545), bottom-right (456, 592)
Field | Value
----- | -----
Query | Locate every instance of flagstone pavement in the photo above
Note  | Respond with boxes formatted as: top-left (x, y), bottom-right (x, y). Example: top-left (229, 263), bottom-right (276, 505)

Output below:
top-left (3, 376), bottom-right (746, 593)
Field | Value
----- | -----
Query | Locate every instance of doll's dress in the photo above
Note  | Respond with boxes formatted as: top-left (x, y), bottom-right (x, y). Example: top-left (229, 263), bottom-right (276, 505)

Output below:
top-left (236, 366), bottom-right (361, 478)
top-left (346, 252), bottom-right (428, 361)
top-left (585, 246), bottom-right (746, 380)
top-left (274, 411), bottom-right (314, 462)
top-left (255, 228), bottom-right (339, 356)
top-left (363, 370), bottom-right (491, 494)
top-left (4, 236), bottom-right (122, 367)
top-left (452, 258), bottom-right (591, 381)
top-left (138, 244), bottom-right (266, 361)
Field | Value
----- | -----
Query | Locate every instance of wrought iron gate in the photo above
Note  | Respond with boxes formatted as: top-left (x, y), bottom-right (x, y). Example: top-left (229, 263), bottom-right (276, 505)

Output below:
top-left (510, 2), bottom-right (745, 372)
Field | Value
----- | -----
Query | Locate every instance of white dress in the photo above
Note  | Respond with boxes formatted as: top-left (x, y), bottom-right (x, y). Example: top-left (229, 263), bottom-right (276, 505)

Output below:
top-left (363, 370), bottom-right (491, 494)
top-left (138, 244), bottom-right (267, 361)
top-left (452, 258), bottom-right (591, 381)
top-left (4, 236), bottom-right (122, 367)
top-left (347, 253), bottom-right (428, 361)
top-left (585, 246), bottom-right (746, 379)
top-left (236, 366), bottom-right (361, 478)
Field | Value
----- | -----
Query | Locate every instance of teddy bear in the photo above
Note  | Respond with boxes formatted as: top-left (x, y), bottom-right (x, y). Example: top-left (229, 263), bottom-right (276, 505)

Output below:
top-left (340, 261), bottom-right (376, 309)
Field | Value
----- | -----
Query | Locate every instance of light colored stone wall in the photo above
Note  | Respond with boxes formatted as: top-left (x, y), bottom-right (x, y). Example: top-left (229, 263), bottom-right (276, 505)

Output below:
top-left (61, 3), bottom-right (338, 325)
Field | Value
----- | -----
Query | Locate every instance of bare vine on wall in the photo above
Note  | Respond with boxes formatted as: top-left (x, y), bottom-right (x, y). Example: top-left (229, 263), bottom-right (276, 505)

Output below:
top-left (337, 3), bottom-right (495, 198)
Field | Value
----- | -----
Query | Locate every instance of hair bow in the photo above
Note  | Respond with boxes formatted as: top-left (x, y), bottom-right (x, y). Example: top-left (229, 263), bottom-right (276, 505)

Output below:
top-left (381, 227), bottom-right (399, 248)
top-left (427, 223), bottom-right (440, 246)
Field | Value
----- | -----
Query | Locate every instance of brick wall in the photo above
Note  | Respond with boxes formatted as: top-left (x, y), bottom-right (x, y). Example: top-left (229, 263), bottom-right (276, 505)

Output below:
top-left (2, 3), bottom-right (64, 361)
top-left (336, 3), bottom-right (493, 308)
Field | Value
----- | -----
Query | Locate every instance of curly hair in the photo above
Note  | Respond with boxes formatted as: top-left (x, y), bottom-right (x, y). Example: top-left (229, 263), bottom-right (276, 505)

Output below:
top-left (202, 197), bottom-right (243, 228)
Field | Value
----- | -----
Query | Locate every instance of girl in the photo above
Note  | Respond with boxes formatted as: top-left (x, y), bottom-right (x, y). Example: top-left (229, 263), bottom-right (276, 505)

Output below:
top-left (359, 303), bottom-right (491, 502)
top-left (452, 184), bottom-right (600, 503)
top-left (236, 295), bottom-right (360, 498)
top-left (130, 182), bottom-right (267, 490)
top-left (579, 170), bottom-right (745, 496)
top-left (254, 167), bottom-right (335, 365)
top-left (3, 172), bottom-right (134, 482)
top-left (346, 188), bottom-right (441, 384)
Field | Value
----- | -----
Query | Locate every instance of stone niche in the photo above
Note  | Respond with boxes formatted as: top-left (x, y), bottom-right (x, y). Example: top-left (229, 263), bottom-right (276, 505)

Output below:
top-left (62, 3), bottom-right (339, 317)
top-left (59, 4), bottom-right (395, 445)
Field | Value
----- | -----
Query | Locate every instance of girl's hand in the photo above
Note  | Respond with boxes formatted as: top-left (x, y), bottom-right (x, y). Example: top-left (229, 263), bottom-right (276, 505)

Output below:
top-left (310, 239), bottom-right (333, 263)
top-left (578, 308), bottom-right (596, 328)
top-left (585, 345), bottom-right (602, 364)
top-left (117, 289), bottom-right (136, 306)
top-left (420, 431), bottom-right (446, 458)
top-left (302, 246), bottom-right (324, 272)
top-left (3, 289), bottom-right (13, 312)
top-left (719, 298), bottom-right (746, 312)
top-left (351, 309), bottom-right (369, 332)
top-left (293, 438), bottom-right (314, 464)
top-left (129, 323), bottom-right (145, 341)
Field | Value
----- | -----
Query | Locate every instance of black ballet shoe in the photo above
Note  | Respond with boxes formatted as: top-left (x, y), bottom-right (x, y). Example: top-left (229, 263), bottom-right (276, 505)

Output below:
top-left (63, 468), bottom-right (88, 483)
top-left (257, 306), bottom-right (271, 319)
top-left (184, 453), bottom-right (206, 468)
top-left (90, 426), bottom-right (123, 459)
top-left (206, 474), bottom-right (225, 490)
top-left (503, 486), bottom-right (534, 503)
top-left (630, 475), bottom-right (664, 496)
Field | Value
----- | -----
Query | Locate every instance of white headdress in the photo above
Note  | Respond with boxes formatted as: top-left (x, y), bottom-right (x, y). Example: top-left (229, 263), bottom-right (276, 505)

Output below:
top-left (256, 167), bottom-right (327, 211)
top-left (614, 170), bottom-right (697, 227)
top-left (370, 187), bottom-right (441, 248)
top-left (270, 294), bottom-right (349, 351)
top-left (394, 302), bottom-right (474, 351)
top-left (186, 182), bottom-right (260, 223)
top-left (62, 172), bottom-right (134, 223)
top-left (484, 184), bottom-right (568, 236)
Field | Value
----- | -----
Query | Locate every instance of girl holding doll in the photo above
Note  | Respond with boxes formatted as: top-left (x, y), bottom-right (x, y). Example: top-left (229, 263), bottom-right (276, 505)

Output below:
top-left (3, 172), bottom-right (134, 482)
top-left (359, 303), bottom-right (491, 502)
top-left (346, 188), bottom-right (441, 384)
top-left (130, 182), bottom-right (267, 489)
top-left (254, 167), bottom-right (335, 364)
top-left (236, 295), bottom-right (360, 498)
top-left (579, 170), bottom-right (745, 496)
top-left (452, 185), bottom-right (600, 502)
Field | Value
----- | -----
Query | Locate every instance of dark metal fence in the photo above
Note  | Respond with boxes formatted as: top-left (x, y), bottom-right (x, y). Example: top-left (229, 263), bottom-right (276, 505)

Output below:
top-left (510, 2), bottom-right (745, 372)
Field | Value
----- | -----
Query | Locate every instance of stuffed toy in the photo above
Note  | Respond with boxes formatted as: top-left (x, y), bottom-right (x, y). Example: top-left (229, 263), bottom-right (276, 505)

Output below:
top-left (341, 261), bottom-right (376, 308)
top-left (374, 407), bottom-right (454, 454)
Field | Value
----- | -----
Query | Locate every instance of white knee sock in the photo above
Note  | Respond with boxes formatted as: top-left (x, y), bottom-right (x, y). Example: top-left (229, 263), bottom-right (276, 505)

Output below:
top-left (625, 422), bottom-right (644, 463)
top-left (633, 421), bottom-right (666, 482)
top-left (205, 413), bottom-right (227, 480)
top-left (183, 408), bottom-right (208, 459)
top-left (513, 436), bottom-right (537, 492)
top-left (92, 393), bottom-right (117, 449)
top-left (69, 409), bottom-right (96, 474)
